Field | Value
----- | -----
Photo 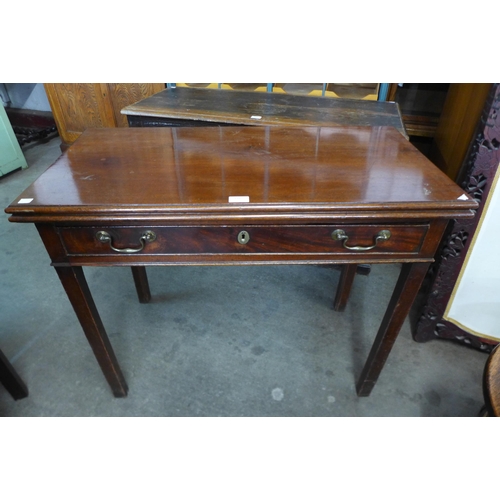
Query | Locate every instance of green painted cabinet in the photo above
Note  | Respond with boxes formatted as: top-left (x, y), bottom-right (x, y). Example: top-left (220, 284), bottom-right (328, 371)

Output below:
top-left (0, 105), bottom-right (27, 177)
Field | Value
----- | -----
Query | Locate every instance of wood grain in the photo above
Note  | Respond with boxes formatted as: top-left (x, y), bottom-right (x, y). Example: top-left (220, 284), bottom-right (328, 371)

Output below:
top-left (108, 84), bottom-right (164, 127)
top-left (45, 83), bottom-right (112, 145)
top-left (44, 83), bottom-right (165, 148)
top-left (58, 224), bottom-right (429, 257)
top-left (7, 126), bottom-right (475, 217)
top-left (122, 87), bottom-right (408, 139)
top-left (430, 83), bottom-right (492, 181)
top-left (356, 262), bottom-right (431, 396)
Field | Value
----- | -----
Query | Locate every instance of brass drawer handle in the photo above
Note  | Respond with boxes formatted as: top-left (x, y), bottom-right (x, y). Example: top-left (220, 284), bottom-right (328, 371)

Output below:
top-left (332, 229), bottom-right (391, 251)
top-left (96, 230), bottom-right (156, 254)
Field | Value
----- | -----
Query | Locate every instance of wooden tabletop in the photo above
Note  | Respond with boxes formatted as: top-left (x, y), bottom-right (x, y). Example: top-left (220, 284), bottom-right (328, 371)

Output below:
top-left (6, 126), bottom-right (476, 223)
top-left (121, 87), bottom-right (408, 139)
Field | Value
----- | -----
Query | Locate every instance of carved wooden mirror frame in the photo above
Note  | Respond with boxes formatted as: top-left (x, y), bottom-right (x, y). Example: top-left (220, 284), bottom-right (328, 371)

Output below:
top-left (414, 83), bottom-right (500, 352)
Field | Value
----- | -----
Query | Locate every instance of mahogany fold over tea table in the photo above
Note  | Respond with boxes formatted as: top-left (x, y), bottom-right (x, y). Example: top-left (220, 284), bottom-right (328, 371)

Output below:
top-left (5, 126), bottom-right (477, 397)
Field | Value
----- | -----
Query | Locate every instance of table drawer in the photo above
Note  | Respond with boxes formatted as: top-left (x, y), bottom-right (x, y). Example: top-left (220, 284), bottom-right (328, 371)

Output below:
top-left (59, 224), bottom-right (428, 257)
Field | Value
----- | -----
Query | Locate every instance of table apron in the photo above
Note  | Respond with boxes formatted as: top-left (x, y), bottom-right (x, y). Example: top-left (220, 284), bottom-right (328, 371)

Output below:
top-left (56, 223), bottom-right (433, 261)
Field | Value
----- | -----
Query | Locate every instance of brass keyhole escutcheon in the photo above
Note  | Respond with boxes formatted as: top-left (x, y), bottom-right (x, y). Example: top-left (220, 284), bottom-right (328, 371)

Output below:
top-left (237, 230), bottom-right (250, 244)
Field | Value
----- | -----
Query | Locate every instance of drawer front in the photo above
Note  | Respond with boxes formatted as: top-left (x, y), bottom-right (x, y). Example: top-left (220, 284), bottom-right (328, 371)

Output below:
top-left (59, 224), bottom-right (428, 257)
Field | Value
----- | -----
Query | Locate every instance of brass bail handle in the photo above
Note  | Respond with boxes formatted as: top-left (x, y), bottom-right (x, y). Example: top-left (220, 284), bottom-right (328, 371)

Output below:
top-left (332, 229), bottom-right (391, 251)
top-left (96, 230), bottom-right (157, 254)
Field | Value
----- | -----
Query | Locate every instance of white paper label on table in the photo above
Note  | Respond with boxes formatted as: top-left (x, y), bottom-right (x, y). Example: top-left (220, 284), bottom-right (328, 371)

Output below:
top-left (228, 196), bottom-right (250, 203)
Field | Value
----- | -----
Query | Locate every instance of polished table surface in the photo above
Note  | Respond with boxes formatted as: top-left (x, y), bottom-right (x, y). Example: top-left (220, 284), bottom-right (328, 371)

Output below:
top-left (121, 87), bottom-right (408, 138)
top-left (124, 87), bottom-right (408, 309)
top-left (6, 126), bottom-right (477, 398)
